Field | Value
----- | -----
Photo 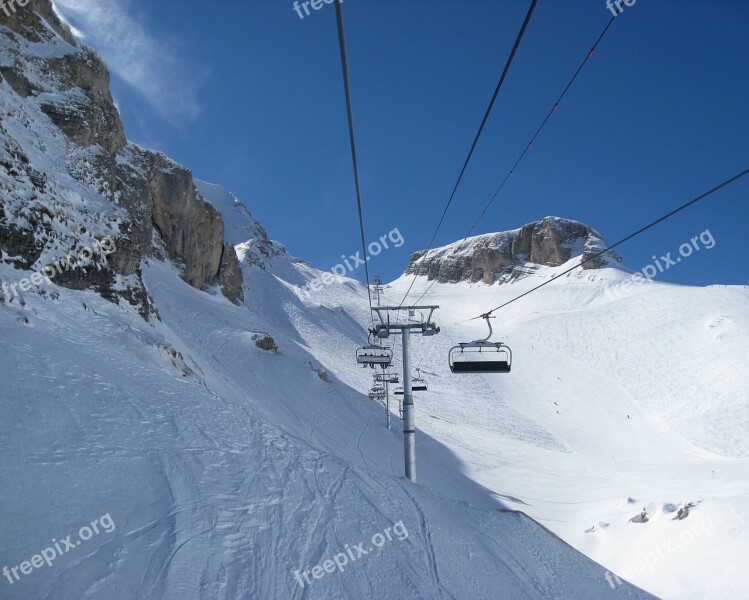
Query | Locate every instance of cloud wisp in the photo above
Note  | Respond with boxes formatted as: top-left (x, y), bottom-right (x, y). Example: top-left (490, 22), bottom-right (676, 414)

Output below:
top-left (52, 0), bottom-right (207, 129)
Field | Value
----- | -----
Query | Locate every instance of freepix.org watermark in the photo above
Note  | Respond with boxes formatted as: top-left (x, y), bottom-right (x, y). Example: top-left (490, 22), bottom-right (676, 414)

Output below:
top-left (293, 521), bottom-right (409, 589)
top-left (0, 0), bottom-right (29, 18)
top-left (606, 0), bottom-right (638, 18)
top-left (0, 236), bottom-right (116, 302)
top-left (605, 229), bottom-right (715, 301)
top-left (298, 227), bottom-right (404, 299)
top-left (293, 0), bottom-right (343, 20)
top-left (2, 513), bottom-right (116, 586)
top-left (604, 516), bottom-right (716, 588)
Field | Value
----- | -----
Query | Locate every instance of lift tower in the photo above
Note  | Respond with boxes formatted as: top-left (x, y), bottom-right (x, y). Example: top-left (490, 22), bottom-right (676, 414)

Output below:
top-left (370, 305), bottom-right (439, 482)
top-left (374, 371), bottom-right (398, 430)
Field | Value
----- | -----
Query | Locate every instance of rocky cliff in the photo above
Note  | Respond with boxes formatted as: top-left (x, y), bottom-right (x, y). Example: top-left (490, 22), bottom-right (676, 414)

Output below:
top-left (406, 216), bottom-right (622, 285)
top-left (0, 0), bottom-right (243, 316)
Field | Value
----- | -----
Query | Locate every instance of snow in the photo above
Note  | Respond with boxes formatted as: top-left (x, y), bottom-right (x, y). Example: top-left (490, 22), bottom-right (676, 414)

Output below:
top-left (382, 265), bottom-right (749, 600)
top-left (0, 43), bottom-right (125, 272)
top-left (2, 185), bottom-right (747, 597)
top-left (0, 254), bottom-right (657, 599)
top-left (1, 22), bottom-right (746, 593)
top-left (195, 179), bottom-right (293, 277)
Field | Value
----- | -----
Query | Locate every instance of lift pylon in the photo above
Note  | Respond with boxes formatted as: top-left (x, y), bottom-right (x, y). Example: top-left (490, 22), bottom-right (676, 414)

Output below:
top-left (367, 305), bottom-right (440, 482)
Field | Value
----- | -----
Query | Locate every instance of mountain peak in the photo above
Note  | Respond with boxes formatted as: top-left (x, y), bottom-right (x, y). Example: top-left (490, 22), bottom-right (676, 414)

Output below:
top-left (406, 216), bottom-right (622, 284)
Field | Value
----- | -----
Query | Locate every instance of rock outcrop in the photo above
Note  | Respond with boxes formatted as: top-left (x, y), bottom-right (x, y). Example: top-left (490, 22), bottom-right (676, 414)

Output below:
top-left (0, 1), bottom-right (244, 316)
top-left (219, 242), bottom-right (244, 304)
top-left (406, 217), bottom-right (621, 285)
top-left (194, 180), bottom-right (288, 276)
top-left (252, 334), bottom-right (278, 354)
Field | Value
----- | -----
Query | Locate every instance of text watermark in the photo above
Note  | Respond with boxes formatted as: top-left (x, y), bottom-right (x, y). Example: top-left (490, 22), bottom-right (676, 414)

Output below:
top-left (1, 236), bottom-right (116, 302)
top-left (605, 516), bottom-right (716, 588)
top-left (0, 0), bottom-right (29, 18)
top-left (298, 227), bottom-right (404, 299)
top-left (606, 0), bottom-right (638, 18)
top-left (3, 513), bottom-right (116, 586)
top-left (293, 0), bottom-right (343, 20)
top-left (605, 229), bottom-right (715, 301)
top-left (293, 520), bottom-right (409, 588)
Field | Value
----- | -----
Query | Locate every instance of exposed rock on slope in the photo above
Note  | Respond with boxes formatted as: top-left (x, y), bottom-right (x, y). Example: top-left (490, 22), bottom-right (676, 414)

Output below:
top-left (194, 180), bottom-right (287, 272)
top-left (0, 0), bottom-right (243, 316)
top-left (406, 216), bottom-right (622, 285)
top-left (218, 242), bottom-right (244, 304)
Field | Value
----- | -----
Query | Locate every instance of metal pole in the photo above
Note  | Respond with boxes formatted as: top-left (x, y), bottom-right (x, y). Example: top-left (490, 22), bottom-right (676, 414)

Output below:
top-left (385, 379), bottom-right (390, 430)
top-left (402, 328), bottom-right (415, 481)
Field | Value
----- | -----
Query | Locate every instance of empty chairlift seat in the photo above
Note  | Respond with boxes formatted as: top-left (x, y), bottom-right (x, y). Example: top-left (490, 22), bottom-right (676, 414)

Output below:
top-left (411, 368), bottom-right (428, 391)
top-left (449, 342), bottom-right (512, 373)
top-left (448, 314), bottom-right (512, 374)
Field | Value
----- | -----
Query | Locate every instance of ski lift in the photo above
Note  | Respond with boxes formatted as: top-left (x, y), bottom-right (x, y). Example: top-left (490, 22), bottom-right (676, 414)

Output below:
top-left (393, 368), bottom-right (427, 394)
top-left (412, 368), bottom-right (427, 391)
top-left (368, 384), bottom-right (386, 400)
top-left (449, 315), bottom-right (512, 374)
top-left (356, 344), bottom-right (392, 368)
top-left (375, 371), bottom-right (399, 384)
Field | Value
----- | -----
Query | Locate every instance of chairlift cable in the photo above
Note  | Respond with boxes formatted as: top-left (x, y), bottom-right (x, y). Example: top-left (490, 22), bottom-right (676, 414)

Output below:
top-left (397, 0), bottom-right (539, 308)
top-left (334, 2), bottom-right (374, 322)
top-left (466, 15), bottom-right (616, 237)
top-left (412, 15), bottom-right (617, 307)
top-left (462, 167), bottom-right (749, 321)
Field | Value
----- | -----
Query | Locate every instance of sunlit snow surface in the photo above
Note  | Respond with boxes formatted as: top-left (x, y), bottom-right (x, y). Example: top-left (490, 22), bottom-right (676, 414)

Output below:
top-left (1, 182), bottom-right (746, 599)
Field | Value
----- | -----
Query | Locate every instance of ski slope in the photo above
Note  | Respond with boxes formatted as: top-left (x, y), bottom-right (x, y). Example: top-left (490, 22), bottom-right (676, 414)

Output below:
top-left (249, 242), bottom-right (749, 600)
top-left (379, 270), bottom-right (749, 600)
top-left (1, 180), bottom-right (746, 599)
top-left (0, 255), bottom-right (653, 599)
top-left (205, 180), bottom-right (749, 599)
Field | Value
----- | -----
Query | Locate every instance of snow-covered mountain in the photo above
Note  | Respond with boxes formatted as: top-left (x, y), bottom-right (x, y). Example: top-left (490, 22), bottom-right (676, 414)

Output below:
top-left (405, 216), bottom-right (622, 285)
top-left (386, 259), bottom-right (749, 600)
top-left (2, 3), bottom-right (747, 600)
top-left (0, 0), bottom-right (243, 316)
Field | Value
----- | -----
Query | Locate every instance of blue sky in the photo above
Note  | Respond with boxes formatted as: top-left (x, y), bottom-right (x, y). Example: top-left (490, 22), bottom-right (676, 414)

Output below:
top-left (53, 0), bottom-right (748, 286)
